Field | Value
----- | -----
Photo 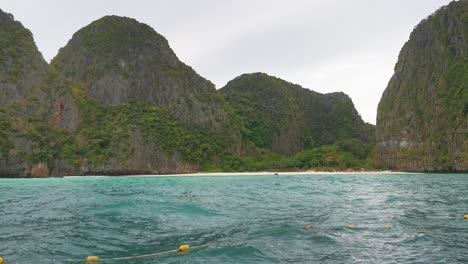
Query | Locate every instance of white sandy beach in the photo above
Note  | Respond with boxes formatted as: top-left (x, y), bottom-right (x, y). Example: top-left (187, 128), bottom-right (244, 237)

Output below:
top-left (61, 170), bottom-right (421, 178)
top-left (138, 170), bottom-right (418, 177)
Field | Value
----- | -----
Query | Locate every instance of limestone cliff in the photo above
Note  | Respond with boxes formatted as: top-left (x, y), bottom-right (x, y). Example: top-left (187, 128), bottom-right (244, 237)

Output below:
top-left (220, 73), bottom-right (374, 156)
top-left (0, 13), bottom-right (245, 177)
top-left (47, 16), bottom-right (246, 176)
top-left (52, 16), bottom-right (229, 130)
top-left (376, 0), bottom-right (467, 172)
top-left (0, 9), bottom-right (79, 177)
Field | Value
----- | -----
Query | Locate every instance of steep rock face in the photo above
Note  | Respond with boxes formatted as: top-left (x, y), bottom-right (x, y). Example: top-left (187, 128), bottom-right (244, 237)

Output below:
top-left (0, 9), bottom-right (78, 177)
top-left (220, 73), bottom-right (373, 156)
top-left (45, 16), bottom-right (246, 176)
top-left (376, 1), bottom-right (468, 172)
top-left (0, 12), bottom-right (246, 177)
top-left (52, 16), bottom-right (229, 130)
top-left (0, 10), bottom-right (47, 104)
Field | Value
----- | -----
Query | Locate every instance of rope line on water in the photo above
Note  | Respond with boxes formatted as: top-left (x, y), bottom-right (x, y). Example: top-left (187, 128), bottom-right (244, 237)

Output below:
top-left (65, 244), bottom-right (209, 263)
top-left (7, 215), bottom-right (468, 263)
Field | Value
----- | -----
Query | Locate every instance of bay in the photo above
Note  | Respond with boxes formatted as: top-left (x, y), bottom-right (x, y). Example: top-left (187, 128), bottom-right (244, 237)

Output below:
top-left (0, 173), bottom-right (467, 263)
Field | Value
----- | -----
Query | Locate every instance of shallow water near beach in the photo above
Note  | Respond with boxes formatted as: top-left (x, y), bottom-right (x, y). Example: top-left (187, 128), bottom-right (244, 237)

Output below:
top-left (0, 173), bottom-right (467, 263)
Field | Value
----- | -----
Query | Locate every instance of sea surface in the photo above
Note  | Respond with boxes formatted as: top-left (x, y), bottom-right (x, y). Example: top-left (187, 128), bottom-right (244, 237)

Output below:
top-left (0, 173), bottom-right (467, 264)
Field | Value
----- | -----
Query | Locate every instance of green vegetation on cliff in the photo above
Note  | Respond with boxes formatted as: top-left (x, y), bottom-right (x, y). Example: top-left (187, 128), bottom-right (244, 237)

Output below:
top-left (376, 0), bottom-right (468, 172)
top-left (0, 10), bottom-right (376, 177)
top-left (221, 73), bottom-right (374, 156)
top-left (0, 13), bottom-right (248, 176)
top-left (52, 15), bottom-right (233, 131)
top-left (54, 73), bottom-right (238, 168)
top-left (0, 9), bottom-right (67, 176)
top-left (0, 108), bottom-right (12, 158)
top-left (0, 12), bottom-right (39, 82)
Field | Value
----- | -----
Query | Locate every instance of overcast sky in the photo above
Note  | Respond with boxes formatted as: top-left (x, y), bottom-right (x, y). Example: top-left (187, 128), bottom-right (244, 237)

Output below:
top-left (0, 0), bottom-right (453, 124)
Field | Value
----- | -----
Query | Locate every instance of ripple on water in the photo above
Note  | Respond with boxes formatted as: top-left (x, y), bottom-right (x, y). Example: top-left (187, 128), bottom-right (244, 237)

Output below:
top-left (0, 173), bottom-right (468, 263)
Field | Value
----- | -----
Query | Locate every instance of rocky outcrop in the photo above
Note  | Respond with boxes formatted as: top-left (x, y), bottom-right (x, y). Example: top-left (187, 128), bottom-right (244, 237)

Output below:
top-left (220, 73), bottom-right (374, 156)
top-left (52, 16), bottom-right (229, 131)
top-left (50, 130), bottom-right (201, 176)
top-left (0, 12), bottom-right (245, 177)
top-left (0, 9), bottom-right (78, 177)
top-left (0, 10), bottom-right (47, 104)
top-left (376, 0), bottom-right (467, 172)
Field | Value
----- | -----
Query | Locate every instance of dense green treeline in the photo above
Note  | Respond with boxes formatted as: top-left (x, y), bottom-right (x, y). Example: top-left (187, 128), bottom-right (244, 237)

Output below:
top-left (220, 73), bottom-right (374, 156)
top-left (207, 138), bottom-right (375, 172)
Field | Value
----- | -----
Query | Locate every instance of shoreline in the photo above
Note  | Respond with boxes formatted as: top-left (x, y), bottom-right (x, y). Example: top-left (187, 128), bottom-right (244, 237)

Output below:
top-left (61, 170), bottom-right (420, 178)
top-left (149, 170), bottom-right (419, 177)
top-left (8, 170), bottom-right (468, 179)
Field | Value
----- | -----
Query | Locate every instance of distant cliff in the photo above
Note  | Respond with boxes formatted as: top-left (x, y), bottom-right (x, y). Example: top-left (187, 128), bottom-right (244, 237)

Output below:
top-left (48, 15), bottom-right (248, 176)
top-left (220, 73), bottom-right (374, 156)
top-left (0, 10), bottom-right (376, 177)
top-left (52, 16), bottom-right (230, 130)
top-left (376, 0), bottom-right (467, 172)
top-left (0, 9), bottom-right (78, 177)
top-left (0, 13), bottom-right (246, 177)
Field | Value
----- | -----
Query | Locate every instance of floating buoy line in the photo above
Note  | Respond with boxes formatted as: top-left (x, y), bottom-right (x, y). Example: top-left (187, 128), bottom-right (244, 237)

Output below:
top-left (65, 244), bottom-right (208, 263)
top-left (1, 216), bottom-right (467, 263)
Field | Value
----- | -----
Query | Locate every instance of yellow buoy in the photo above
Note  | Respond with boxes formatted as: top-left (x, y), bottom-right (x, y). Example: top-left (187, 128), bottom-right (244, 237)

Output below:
top-left (464, 215), bottom-right (468, 219)
top-left (383, 225), bottom-right (393, 229)
top-left (0, 256), bottom-right (4, 264)
top-left (179, 245), bottom-right (190, 252)
top-left (305, 224), bottom-right (314, 231)
top-left (86, 256), bottom-right (100, 262)
top-left (347, 224), bottom-right (357, 229)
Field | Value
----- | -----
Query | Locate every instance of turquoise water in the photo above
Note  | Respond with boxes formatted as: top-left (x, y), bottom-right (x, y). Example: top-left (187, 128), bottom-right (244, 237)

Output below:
top-left (0, 174), bottom-right (467, 263)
